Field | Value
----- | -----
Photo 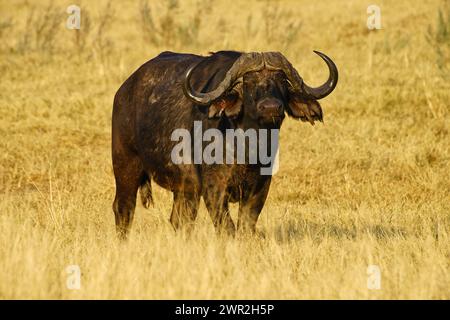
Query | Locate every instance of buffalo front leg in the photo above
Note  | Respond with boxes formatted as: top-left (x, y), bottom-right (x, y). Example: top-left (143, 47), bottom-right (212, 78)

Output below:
top-left (238, 178), bottom-right (272, 233)
top-left (170, 191), bottom-right (200, 233)
top-left (112, 154), bottom-right (144, 240)
top-left (203, 184), bottom-right (235, 236)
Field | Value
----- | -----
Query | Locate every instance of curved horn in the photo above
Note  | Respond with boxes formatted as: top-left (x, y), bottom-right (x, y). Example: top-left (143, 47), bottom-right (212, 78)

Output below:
top-left (301, 51), bottom-right (338, 100)
top-left (264, 51), bottom-right (338, 100)
top-left (182, 61), bottom-right (214, 105)
top-left (183, 53), bottom-right (265, 105)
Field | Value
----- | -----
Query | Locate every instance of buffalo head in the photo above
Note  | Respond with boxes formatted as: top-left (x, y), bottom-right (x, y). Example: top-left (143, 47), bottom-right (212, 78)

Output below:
top-left (183, 51), bottom-right (338, 127)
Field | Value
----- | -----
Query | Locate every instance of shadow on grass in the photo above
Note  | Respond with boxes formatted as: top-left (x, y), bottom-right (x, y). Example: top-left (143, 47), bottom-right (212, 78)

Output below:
top-left (272, 219), bottom-right (407, 243)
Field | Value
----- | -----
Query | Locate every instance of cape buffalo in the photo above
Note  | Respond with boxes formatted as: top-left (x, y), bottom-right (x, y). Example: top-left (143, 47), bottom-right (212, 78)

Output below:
top-left (112, 50), bottom-right (338, 239)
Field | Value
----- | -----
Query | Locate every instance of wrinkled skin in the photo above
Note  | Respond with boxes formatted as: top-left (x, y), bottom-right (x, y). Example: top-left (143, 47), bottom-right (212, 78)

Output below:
top-left (112, 51), bottom-right (326, 239)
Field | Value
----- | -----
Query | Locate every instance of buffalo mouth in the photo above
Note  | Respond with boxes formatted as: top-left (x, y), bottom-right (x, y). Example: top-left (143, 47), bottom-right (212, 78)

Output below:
top-left (258, 115), bottom-right (284, 126)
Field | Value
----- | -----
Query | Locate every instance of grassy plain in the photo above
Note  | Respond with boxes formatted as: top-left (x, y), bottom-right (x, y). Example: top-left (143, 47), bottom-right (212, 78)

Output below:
top-left (0, 0), bottom-right (449, 299)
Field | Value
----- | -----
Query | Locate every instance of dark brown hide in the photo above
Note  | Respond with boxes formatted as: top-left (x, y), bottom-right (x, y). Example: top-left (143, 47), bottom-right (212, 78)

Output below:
top-left (112, 50), bottom-right (338, 239)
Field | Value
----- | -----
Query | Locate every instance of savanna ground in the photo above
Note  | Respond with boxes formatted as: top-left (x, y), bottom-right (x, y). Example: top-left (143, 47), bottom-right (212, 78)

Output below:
top-left (0, 0), bottom-right (449, 299)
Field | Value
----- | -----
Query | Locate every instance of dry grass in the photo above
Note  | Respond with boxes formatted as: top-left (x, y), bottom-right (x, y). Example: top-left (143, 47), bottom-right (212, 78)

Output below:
top-left (0, 0), bottom-right (449, 299)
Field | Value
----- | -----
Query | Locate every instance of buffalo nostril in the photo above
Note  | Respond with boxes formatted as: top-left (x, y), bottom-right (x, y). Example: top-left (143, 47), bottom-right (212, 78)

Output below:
top-left (257, 99), bottom-right (283, 115)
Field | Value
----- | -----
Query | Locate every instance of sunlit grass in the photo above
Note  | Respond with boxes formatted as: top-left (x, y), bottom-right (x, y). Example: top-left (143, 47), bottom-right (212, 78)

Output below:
top-left (0, 0), bottom-right (448, 299)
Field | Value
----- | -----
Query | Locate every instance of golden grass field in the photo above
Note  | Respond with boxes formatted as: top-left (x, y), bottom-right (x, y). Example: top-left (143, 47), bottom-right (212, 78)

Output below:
top-left (0, 0), bottom-right (449, 299)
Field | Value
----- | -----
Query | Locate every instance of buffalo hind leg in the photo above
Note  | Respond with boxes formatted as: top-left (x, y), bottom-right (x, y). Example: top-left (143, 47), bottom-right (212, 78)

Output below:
top-left (170, 191), bottom-right (200, 233)
top-left (112, 154), bottom-right (144, 240)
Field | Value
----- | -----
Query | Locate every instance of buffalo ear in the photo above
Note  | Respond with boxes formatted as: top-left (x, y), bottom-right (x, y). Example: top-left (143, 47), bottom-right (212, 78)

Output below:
top-left (287, 94), bottom-right (323, 125)
top-left (208, 90), bottom-right (242, 119)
